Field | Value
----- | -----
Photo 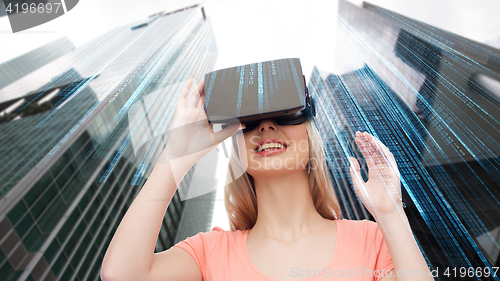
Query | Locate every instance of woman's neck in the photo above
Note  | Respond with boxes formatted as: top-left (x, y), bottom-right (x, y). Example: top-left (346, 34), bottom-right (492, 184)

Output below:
top-left (250, 170), bottom-right (328, 243)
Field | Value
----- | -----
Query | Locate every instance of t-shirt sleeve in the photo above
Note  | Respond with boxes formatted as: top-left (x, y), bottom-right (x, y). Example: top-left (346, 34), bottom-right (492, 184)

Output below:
top-left (172, 226), bottom-right (224, 278)
top-left (372, 222), bottom-right (395, 281)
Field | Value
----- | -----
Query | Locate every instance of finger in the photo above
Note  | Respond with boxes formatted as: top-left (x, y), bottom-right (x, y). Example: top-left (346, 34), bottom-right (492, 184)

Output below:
top-left (360, 134), bottom-right (390, 181)
top-left (180, 77), bottom-right (194, 101)
top-left (366, 134), bottom-right (401, 181)
top-left (192, 77), bottom-right (205, 107)
top-left (197, 77), bottom-right (205, 94)
top-left (358, 132), bottom-right (388, 168)
top-left (368, 134), bottom-right (398, 173)
top-left (194, 91), bottom-right (205, 109)
top-left (193, 106), bottom-right (207, 124)
top-left (355, 132), bottom-right (376, 168)
top-left (363, 133), bottom-right (387, 165)
top-left (378, 141), bottom-right (397, 171)
top-left (186, 82), bottom-right (201, 109)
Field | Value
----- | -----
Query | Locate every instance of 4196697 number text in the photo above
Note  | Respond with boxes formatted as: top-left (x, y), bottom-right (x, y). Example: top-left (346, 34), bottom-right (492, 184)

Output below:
top-left (6, 2), bottom-right (62, 14)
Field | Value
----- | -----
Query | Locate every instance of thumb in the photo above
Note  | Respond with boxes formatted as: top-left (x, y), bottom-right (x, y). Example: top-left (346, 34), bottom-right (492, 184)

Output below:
top-left (349, 157), bottom-right (361, 173)
top-left (349, 157), bottom-right (364, 192)
top-left (212, 123), bottom-right (244, 146)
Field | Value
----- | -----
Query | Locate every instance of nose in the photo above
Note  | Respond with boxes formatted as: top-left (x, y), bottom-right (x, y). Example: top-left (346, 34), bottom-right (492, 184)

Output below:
top-left (258, 119), bottom-right (278, 132)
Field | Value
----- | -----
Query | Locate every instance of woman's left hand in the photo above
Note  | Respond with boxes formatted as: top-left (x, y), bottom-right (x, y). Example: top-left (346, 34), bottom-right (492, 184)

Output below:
top-left (349, 131), bottom-right (403, 219)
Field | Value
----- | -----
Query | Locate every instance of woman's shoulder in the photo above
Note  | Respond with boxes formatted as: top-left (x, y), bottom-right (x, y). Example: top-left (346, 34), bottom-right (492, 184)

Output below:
top-left (173, 226), bottom-right (245, 256)
top-left (210, 226), bottom-right (228, 232)
top-left (338, 219), bottom-right (381, 237)
top-left (186, 226), bottom-right (231, 239)
top-left (207, 226), bottom-right (247, 236)
top-left (337, 219), bottom-right (388, 253)
top-left (210, 226), bottom-right (248, 242)
top-left (339, 218), bottom-right (377, 227)
top-left (201, 226), bottom-right (236, 240)
top-left (180, 226), bottom-right (245, 245)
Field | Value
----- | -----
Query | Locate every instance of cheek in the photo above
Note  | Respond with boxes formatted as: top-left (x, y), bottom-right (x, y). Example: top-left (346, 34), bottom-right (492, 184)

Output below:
top-left (244, 134), bottom-right (262, 152)
top-left (243, 135), bottom-right (253, 152)
top-left (294, 137), bottom-right (309, 154)
top-left (286, 127), bottom-right (309, 152)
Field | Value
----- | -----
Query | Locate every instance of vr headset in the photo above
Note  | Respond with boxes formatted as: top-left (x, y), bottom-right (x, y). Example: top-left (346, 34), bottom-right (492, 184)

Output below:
top-left (204, 58), bottom-right (316, 133)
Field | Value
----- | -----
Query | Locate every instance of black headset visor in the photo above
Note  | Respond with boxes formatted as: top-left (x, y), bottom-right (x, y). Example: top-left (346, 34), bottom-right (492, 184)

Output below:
top-left (204, 58), bottom-right (316, 132)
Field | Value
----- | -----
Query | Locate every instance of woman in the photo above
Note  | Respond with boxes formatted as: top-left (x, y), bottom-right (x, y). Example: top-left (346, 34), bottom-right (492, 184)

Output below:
top-left (101, 77), bottom-right (433, 281)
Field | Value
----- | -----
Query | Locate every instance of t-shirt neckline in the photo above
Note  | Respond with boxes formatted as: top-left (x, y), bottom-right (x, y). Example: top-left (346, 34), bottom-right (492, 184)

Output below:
top-left (242, 219), bottom-right (343, 281)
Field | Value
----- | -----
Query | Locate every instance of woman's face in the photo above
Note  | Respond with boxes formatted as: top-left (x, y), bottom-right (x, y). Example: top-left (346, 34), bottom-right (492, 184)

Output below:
top-left (238, 119), bottom-right (309, 178)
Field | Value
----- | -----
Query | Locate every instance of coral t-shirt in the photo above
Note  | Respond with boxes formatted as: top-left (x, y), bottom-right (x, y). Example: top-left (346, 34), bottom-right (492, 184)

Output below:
top-left (173, 219), bottom-right (394, 281)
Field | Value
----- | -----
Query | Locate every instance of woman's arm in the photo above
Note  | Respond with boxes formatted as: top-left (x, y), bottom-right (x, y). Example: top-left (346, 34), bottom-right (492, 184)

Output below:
top-left (350, 131), bottom-right (433, 281)
top-left (100, 151), bottom-right (201, 281)
top-left (376, 210), bottom-right (432, 281)
top-left (100, 78), bottom-right (242, 281)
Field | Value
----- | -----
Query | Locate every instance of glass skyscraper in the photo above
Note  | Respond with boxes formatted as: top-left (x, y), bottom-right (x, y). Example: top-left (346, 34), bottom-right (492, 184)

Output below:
top-left (0, 4), bottom-right (218, 281)
top-left (0, 37), bottom-right (75, 91)
top-left (0, 1), bottom-right (7, 18)
top-left (309, 1), bottom-right (500, 279)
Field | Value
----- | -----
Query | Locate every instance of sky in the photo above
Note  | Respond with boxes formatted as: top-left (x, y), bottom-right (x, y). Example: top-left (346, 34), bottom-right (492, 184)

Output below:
top-left (2, 0), bottom-right (500, 69)
top-left (1, 0), bottom-right (500, 230)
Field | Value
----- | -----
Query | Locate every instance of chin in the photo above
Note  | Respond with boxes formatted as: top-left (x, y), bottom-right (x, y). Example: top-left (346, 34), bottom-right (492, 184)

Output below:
top-left (244, 151), bottom-right (309, 176)
top-left (247, 164), bottom-right (306, 178)
top-left (248, 169), bottom-right (297, 179)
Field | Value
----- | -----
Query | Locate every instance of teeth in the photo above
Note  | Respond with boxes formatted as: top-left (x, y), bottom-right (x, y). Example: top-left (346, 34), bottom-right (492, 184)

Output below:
top-left (256, 142), bottom-right (286, 152)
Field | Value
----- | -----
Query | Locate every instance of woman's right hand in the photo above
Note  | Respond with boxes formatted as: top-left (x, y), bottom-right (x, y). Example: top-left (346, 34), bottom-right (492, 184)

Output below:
top-left (163, 77), bottom-right (243, 184)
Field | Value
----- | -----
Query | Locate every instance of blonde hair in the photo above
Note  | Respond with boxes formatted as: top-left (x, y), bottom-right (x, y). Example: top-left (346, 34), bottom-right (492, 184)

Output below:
top-left (224, 118), bottom-right (341, 231)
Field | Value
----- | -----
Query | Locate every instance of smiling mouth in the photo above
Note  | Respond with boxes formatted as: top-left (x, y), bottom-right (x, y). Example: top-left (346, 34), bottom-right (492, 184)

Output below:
top-left (254, 142), bottom-right (289, 153)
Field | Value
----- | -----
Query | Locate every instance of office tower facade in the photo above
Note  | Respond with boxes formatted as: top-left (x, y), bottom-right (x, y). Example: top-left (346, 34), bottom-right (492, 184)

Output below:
top-left (174, 148), bottom-right (219, 243)
top-left (0, 1), bottom-right (6, 18)
top-left (0, 37), bottom-right (75, 91)
top-left (0, 4), bottom-right (218, 281)
top-left (309, 0), bottom-right (500, 279)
